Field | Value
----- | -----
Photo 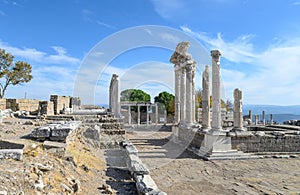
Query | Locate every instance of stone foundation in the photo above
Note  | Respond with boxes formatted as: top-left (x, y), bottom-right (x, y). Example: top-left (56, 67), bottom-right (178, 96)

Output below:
top-left (174, 125), bottom-right (300, 158)
top-left (232, 134), bottom-right (300, 153)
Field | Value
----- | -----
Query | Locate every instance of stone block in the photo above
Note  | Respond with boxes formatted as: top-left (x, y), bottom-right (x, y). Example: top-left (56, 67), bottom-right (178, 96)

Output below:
top-left (0, 140), bottom-right (24, 160)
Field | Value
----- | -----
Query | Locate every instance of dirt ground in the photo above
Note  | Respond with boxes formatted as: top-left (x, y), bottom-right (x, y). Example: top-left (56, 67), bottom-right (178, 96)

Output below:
top-left (0, 117), bottom-right (136, 195)
top-left (127, 128), bottom-right (300, 195)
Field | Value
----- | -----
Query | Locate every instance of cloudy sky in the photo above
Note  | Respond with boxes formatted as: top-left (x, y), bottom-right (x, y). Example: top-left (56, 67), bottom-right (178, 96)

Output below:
top-left (1, 0), bottom-right (300, 106)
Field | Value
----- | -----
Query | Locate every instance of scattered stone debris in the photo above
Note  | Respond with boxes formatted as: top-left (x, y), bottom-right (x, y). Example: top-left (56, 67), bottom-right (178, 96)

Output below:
top-left (30, 121), bottom-right (81, 141)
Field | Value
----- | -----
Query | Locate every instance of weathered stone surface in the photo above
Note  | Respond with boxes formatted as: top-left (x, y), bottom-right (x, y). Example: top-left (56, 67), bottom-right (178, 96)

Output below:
top-left (233, 88), bottom-right (244, 131)
top-left (83, 126), bottom-right (100, 140)
top-left (0, 140), bottom-right (24, 160)
top-left (30, 121), bottom-right (81, 142)
top-left (202, 65), bottom-right (210, 129)
top-left (211, 50), bottom-right (222, 131)
top-left (43, 140), bottom-right (66, 149)
top-left (109, 74), bottom-right (121, 118)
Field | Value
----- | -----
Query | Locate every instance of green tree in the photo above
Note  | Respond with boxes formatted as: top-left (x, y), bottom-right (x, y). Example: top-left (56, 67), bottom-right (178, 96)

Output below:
top-left (0, 49), bottom-right (33, 98)
top-left (121, 89), bottom-right (151, 102)
top-left (154, 91), bottom-right (175, 115)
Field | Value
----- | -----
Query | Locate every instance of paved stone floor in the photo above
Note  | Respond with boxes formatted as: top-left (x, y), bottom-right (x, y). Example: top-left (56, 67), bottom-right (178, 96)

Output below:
top-left (126, 127), bottom-right (300, 195)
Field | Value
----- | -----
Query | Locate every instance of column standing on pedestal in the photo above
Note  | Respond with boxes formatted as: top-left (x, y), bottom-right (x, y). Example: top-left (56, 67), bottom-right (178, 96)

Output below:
top-left (211, 50), bottom-right (223, 131)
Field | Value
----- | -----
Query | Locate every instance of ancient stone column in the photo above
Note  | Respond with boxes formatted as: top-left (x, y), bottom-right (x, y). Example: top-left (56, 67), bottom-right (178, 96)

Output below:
top-left (146, 105), bottom-right (149, 125)
top-left (262, 111), bottom-right (265, 125)
top-left (202, 65), bottom-right (210, 129)
top-left (109, 74), bottom-right (121, 118)
top-left (192, 67), bottom-right (196, 123)
top-left (137, 105), bottom-right (140, 125)
top-left (185, 61), bottom-right (196, 125)
top-left (249, 110), bottom-right (252, 125)
top-left (173, 64), bottom-right (181, 124)
top-left (270, 114), bottom-right (273, 125)
top-left (255, 115), bottom-right (258, 125)
top-left (211, 50), bottom-right (222, 131)
top-left (180, 66), bottom-right (186, 124)
top-left (128, 105), bottom-right (131, 124)
top-left (233, 88), bottom-right (244, 130)
top-left (155, 104), bottom-right (158, 124)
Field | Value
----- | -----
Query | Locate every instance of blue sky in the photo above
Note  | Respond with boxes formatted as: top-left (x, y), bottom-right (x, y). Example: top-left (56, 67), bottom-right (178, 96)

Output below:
top-left (1, 0), bottom-right (300, 106)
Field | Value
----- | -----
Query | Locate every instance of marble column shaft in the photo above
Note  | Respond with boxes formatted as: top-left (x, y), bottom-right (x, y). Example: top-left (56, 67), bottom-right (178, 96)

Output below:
top-left (211, 50), bottom-right (222, 131)
top-left (180, 66), bottom-right (186, 123)
top-left (185, 62), bottom-right (194, 124)
top-left (249, 110), bottom-right (252, 124)
top-left (233, 88), bottom-right (243, 130)
top-left (202, 65), bottom-right (210, 129)
top-left (262, 111), bottom-right (265, 125)
top-left (174, 65), bottom-right (181, 124)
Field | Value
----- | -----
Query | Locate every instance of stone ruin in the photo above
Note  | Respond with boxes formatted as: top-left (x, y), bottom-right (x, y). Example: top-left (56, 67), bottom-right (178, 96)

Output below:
top-left (169, 41), bottom-right (300, 159)
top-left (30, 121), bottom-right (82, 142)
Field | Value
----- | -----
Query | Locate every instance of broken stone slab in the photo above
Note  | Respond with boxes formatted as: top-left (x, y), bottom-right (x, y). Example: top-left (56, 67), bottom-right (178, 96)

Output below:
top-left (30, 121), bottom-right (81, 142)
top-left (30, 127), bottom-right (51, 140)
top-left (134, 174), bottom-right (158, 194)
top-left (0, 140), bottom-right (24, 160)
top-left (125, 144), bottom-right (138, 155)
top-left (43, 141), bottom-right (66, 149)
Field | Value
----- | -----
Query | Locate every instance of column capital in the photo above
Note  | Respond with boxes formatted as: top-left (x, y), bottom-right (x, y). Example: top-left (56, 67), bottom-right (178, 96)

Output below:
top-left (211, 50), bottom-right (221, 61)
top-left (234, 88), bottom-right (242, 101)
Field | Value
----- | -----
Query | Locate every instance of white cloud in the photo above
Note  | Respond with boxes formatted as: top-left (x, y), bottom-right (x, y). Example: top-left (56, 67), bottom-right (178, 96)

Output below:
top-left (0, 40), bottom-right (80, 65)
top-left (181, 26), bottom-right (257, 63)
top-left (150, 0), bottom-right (185, 19)
top-left (181, 27), bottom-right (300, 105)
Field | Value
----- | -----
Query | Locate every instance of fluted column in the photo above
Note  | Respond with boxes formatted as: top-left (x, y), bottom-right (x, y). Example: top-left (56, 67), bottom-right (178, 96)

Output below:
top-left (185, 62), bottom-right (194, 124)
top-left (180, 66), bottom-right (186, 124)
top-left (211, 50), bottom-right (222, 131)
top-left (202, 65), bottom-right (210, 129)
top-left (174, 64), bottom-right (181, 124)
top-left (191, 62), bottom-right (196, 123)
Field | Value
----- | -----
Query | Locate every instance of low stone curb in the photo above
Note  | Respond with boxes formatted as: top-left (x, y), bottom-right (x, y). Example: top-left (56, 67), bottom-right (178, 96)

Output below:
top-left (121, 140), bottom-right (167, 195)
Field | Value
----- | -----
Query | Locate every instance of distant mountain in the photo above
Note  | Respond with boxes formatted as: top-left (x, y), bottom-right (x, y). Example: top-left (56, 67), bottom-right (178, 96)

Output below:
top-left (243, 104), bottom-right (300, 115)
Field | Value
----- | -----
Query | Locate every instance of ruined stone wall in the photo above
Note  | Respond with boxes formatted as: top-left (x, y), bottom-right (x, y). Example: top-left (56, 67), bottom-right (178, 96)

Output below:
top-left (6, 99), bottom-right (40, 112)
top-left (70, 97), bottom-right (81, 110)
top-left (0, 98), bottom-right (5, 110)
top-left (50, 95), bottom-right (70, 115)
top-left (231, 135), bottom-right (300, 153)
top-left (39, 101), bottom-right (54, 116)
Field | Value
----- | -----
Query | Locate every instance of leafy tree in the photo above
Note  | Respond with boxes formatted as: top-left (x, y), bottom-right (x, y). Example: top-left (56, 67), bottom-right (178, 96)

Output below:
top-left (154, 91), bottom-right (175, 115)
top-left (0, 49), bottom-right (33, 98)
top-left (195, 88), bottom-right (228, 110)
top-left (121, 89), bottom-right (151, 102)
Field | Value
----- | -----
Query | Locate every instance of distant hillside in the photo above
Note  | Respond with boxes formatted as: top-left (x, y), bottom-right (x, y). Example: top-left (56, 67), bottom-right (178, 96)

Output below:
top-left (243, 104), bottom-right (300, 115)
